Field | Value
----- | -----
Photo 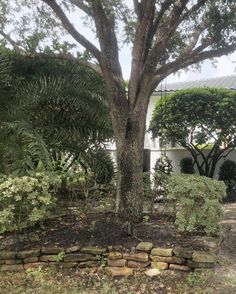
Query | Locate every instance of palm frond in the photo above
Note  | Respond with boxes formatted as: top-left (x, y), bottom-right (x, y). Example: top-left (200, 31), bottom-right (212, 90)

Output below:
top-left (0, 121), bottom-right (53, 175)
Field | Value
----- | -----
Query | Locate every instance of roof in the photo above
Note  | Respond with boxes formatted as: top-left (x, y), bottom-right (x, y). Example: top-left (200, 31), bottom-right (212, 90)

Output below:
top-left (154, 75), bottom-right (236, 93)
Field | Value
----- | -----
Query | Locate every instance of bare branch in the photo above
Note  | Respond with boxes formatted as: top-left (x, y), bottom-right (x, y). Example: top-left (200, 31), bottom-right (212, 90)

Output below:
top-left (41, 0), bottom-right (101, 61)
top-left (91, 1), bottom-right (124, 83)
top-left (184, 143), bottom-right (204, 174)
top-left (184, 26), bottom-right (206, 54)
top-left (151, 0), bottom-right (174, 37)
top-left (180, 0), bottom-right (207, 22)
top-left (133, 0), bottom-right (141, 19)
top-left (0, 30), bottom-right (26, 54)
top-left (128, 0), bottom-right (155, 108)
top-left (153, 43), bottom-right (236, 91)
top-left (146, 0), bottom-right (189, 71)
top-left (146, 0), bottom-right (208, 73)
top-left (219, 148), bottom-right (235, 161)
top-left (206, 143), bottom-right (219, 160)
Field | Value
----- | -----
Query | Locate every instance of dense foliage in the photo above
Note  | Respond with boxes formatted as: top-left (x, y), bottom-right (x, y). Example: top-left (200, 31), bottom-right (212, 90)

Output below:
top-left (150, 88), bottom-right (236, 178)
top-left (166, 175), bottom-right (226, 236)
top-left (0, 173), bottom-right (61, 234)
top-left (180, 157), bottom-right (195, 174)
top-left (0, 55), bottom-right (114, 183)
top-left (154, 155), bottom-right (173, 175)
top-left (219, 159), bottom-right (236, 201)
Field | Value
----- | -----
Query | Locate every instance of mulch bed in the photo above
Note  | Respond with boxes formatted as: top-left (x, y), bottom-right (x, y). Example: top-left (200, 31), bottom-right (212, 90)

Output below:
top-left (1, 210), bottom-right (206, 251)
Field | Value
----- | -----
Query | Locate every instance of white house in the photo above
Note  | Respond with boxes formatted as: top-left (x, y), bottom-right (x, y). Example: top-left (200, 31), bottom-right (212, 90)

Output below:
top-left (107, 75), bottom-right (236, 177)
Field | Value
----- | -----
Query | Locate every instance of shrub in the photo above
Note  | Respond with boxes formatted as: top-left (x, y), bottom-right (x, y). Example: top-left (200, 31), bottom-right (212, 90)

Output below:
top-left (180, 157), bottom-right (195, 174)
top-left (142, 172), bottom-right (156, 211)
top-left (154, 155), bottom-right (173, 175)
top-left (0, 172), bottom-right (61, 234)
top-left (153, 171), bottom-right (169, 203)
top-left (165, 174), bottom-right (226, 236)
top-left (219, 159), bottom-right (236, 201)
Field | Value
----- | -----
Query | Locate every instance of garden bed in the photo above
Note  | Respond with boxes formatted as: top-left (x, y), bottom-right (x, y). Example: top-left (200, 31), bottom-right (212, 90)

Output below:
top-left (1, 210), bottom-right (212, 252)
top-left (0, 209), bottom-right (223, 274)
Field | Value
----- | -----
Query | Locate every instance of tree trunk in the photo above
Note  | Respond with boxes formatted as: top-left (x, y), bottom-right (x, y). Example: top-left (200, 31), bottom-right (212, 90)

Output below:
top-left (112, 109), bottom-right (147, 224)
top-left (115, 135), bottom-right (144, 223)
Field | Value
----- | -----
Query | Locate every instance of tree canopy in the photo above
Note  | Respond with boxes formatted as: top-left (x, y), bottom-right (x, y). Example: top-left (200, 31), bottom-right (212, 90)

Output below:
top-left (149, 87), bottom-right (236, 177)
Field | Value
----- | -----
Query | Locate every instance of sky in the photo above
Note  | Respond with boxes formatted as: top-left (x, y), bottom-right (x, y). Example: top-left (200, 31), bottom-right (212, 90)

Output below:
top-left (8, 1), bottom-right (233, 85)
top-left (66, 3), bottom-right (236, 85)
top-left (118, 44), bottom-right (236, 83)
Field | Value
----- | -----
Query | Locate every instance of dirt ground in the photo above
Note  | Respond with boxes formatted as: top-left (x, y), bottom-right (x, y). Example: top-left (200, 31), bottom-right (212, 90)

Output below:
top-left (2, 210), bottom-right (206, 251)
top-left (213, 203), bottom-right (236, 293)
top-left (1, 204), bottom-right (236, 293)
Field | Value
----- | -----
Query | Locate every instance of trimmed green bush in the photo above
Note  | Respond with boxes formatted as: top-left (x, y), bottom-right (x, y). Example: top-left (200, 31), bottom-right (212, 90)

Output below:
top-left (180, 157), bottom-right (195, 174)
top-left (166, 175), bottom-right (226, 236)
top-left (219, 159), bottom-right (236, 201)
top-left (0, 173), bottom-right (61, 234)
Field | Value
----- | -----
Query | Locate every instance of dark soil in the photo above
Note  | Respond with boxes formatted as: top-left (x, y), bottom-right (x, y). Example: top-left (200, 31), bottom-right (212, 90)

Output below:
top-left (2, 210), bottom-right (206, 251)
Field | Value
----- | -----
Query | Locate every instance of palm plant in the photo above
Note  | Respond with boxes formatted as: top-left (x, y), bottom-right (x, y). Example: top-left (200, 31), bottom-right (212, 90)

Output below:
top-left (0, 55), bottom-right (114, 182)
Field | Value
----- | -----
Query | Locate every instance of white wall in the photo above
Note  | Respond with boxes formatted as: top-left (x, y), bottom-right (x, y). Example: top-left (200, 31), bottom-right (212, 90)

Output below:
top-left (150, 148), bottom-right (236, 178)
top-left (107, 93), bottom-right (236, 178)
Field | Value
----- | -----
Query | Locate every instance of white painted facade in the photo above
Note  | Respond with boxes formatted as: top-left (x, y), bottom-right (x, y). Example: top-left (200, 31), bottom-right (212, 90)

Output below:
top-left (106, 76), bottom-right (236, 177)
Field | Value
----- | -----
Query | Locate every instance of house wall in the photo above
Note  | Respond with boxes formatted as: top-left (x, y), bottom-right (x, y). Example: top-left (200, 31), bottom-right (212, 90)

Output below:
top-left (107, 93), bottom-right (236, 178)
top-left (150, 148), bottom-right (236, 178)
top-left (108, 147), bottom-right (236, 178)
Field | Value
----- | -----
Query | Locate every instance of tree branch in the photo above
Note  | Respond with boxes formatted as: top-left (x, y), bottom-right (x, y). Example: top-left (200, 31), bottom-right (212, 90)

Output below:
top-left (218, 148), bottom-right (235, 161)
top-left (41, 0), bottom-right (101, 61)
top-left (0, 28), bottom-right (103, 76)
top-left (90, 1), bottom-right (126, 108)
top-left (133, 0), bottom-right (141, 20)
top-left (0, 30), bottom-right (26, 54)
top-left (70, 0), bottom-right (92, 15)
top-left (91, 1), bottom-right (122, 74)
top-left (153, 43), bottom-right (236, 91)
top-left (184, 25), bottom-right (206, 54)
top-left (180, 0), bottom-right (207, 23)
top-left (151, 0), bottom-right (174, 38)
top-left (183, 142), bottom-right (204, 175)
top-left (146, 0), bottom-right (189, 71)
top-left (146, 0), bottom-right (209, 76)
top-left (193, 142), bottom-right (207, 162)
top-left (128, 0), bottom-right (155, 108)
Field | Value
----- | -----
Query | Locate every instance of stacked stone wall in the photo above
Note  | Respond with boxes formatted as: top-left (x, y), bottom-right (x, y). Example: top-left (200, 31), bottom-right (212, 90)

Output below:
top-left (0, 240), bottom-right (220, 276)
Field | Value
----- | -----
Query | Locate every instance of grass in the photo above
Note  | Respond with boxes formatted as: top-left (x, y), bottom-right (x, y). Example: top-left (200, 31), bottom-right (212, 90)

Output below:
top-left (0, 266), bottom-right (235, 294)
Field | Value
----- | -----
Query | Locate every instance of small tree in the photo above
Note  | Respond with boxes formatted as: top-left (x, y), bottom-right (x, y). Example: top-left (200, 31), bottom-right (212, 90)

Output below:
top-left (150, 88), bottom-right (236, 178)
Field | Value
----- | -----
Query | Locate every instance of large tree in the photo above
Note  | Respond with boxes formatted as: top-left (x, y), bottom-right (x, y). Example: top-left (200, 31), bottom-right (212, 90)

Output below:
top-left (1, 0), bottom-right (235, 222)
top-left (149, 88), bottom-right (236, 178)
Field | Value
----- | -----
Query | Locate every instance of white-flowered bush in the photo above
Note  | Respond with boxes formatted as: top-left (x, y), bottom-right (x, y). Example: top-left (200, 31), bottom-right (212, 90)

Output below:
top-left (166, 174), bottom-right (226, 236)
top-left (0, 173), bottom-right (61, 234)
top-left (154, 155), bottom-right (173, 175)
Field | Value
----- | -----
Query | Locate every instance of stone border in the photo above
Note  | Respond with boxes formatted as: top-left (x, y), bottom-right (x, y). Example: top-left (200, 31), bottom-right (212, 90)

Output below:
top-left (0, 239), bottom-right (220, 276)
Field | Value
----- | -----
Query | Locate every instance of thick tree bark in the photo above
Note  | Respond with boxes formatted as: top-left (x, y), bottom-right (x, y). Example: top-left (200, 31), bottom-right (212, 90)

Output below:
top-left (109, 92), bottom-right (149, 223)
top-left (115, 123), bottom-right (144, 223)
